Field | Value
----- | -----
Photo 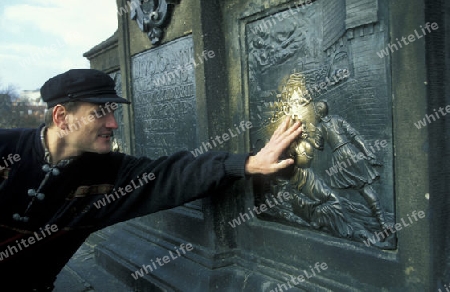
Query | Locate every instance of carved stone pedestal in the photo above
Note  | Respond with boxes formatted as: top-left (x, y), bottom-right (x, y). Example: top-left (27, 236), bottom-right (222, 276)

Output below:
top-left (83, 0), bottom-right (450, 290)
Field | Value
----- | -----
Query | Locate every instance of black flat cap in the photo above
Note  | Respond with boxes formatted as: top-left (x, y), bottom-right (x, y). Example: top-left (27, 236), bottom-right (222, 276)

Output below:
top-left (41, 69), bottom-right (131, 108)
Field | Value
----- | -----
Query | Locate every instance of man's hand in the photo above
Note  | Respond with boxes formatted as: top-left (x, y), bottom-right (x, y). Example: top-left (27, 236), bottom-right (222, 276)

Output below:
top-left (245, 117), bottom-right (302, 175)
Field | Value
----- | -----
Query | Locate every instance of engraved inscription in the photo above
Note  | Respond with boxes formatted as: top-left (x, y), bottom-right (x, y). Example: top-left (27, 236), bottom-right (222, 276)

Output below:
top-left (132, 36), bottom-right (197, 158)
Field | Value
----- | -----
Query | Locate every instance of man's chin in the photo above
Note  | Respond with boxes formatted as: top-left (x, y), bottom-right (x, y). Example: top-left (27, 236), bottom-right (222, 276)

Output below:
top-left (98, 149), bottom-right (112, 154)
top-left (91, 144), bottom-right (113, 154)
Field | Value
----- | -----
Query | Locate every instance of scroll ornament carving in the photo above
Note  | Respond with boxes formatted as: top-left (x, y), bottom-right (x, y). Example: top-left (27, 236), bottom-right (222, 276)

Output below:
top-left (130, 0), bottom-right (178, 45)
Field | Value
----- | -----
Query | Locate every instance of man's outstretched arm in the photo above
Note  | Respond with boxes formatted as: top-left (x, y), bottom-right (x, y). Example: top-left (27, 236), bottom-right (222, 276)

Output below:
top-left (95, 116), bottom-right (301, 226)
top-left (245, 117), bottom-right (302, 175)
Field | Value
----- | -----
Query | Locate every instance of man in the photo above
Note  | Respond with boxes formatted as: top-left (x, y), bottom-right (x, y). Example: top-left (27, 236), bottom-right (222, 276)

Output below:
top-left (0, 69), bottom-right (302, 291)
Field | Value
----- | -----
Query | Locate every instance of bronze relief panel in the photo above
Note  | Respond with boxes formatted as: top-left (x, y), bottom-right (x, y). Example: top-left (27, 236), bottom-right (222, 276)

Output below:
top-left (246, 1), bottom-right (395, 249)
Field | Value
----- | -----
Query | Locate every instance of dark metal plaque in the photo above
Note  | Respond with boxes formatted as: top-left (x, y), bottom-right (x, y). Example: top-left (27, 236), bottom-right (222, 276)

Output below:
top-left (132, 36), bottom-right (197, 158)
top-left (247, 1), bottom-right (395, 249)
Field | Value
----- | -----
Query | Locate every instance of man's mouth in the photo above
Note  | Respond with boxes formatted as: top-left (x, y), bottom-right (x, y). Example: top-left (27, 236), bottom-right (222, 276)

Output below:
top-left (98, 133), bottom-right (113, 139)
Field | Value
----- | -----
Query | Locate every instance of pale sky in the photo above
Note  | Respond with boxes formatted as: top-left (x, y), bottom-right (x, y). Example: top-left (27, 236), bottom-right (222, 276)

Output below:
top-left (0, 0), bottom-right (119, 92)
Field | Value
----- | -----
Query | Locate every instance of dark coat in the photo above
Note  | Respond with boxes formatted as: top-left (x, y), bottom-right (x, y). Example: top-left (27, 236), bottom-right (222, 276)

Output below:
top-left (0, 124), bottom-right (247, 290)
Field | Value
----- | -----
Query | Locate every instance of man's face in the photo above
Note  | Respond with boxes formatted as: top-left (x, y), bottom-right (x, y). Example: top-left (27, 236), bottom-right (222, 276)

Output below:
top-left (62, 102), bottom-right (118, 154)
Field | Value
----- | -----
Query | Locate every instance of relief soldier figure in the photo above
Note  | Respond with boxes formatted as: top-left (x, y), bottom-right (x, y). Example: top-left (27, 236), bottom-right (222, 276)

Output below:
top-left (281, 127), bottom-right (354, 239)
top-left (310, 101), bottom-right (391, 230)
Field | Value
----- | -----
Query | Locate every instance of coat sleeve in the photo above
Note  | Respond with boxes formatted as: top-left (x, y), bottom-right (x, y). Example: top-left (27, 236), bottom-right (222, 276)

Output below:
top-left (101, 151), bottom-right (248, 225)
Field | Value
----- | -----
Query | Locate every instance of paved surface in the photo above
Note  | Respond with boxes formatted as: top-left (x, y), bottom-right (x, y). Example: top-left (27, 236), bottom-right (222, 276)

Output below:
top-left (54, 242), bottom-right (134, 292)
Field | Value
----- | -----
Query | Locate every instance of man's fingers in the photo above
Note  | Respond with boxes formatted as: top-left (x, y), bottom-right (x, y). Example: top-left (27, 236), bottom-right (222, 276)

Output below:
top-left (283, 122), bottom-right (302, 140)
top-left (247, 116), bottom-right (303, 175)
top-left (273, 116), bottom-right (291, 137)
top-left (272, 123), bottom-right (302, 151)
top-left (272, 118), bottom-right (301, 143)
top-left (281, 120), bottom-right (302, 140)
top-left (275, 158), bottom-right (295, 170)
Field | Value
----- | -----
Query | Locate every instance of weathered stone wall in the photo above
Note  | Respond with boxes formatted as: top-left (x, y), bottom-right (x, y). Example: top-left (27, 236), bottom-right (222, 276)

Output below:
top-left (83, 0), bottom-right (449, 290)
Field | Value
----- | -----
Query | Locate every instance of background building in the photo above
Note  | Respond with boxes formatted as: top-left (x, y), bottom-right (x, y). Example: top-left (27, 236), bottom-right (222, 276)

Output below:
top-left (0, 90), bottom-right (46, 129)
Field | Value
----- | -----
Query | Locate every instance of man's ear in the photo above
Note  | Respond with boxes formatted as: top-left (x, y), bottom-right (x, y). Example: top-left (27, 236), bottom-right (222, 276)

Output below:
top-left (53, 105), bottom-right (68, 129)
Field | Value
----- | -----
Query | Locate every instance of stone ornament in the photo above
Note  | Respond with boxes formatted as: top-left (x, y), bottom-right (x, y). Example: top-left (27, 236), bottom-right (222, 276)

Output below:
top-left (130, 0), bottom-right (179, 45)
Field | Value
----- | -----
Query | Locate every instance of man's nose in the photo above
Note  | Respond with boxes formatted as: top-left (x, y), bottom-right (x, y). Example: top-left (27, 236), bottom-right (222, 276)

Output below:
top-left (105, 112), bottom-right (119, 129)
